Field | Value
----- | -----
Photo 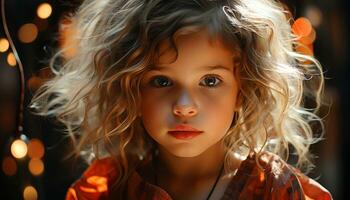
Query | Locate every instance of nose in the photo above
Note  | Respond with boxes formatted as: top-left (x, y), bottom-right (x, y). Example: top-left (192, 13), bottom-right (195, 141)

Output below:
top-left (173, 105), bottom-right (197, 117)
top-left (173, 90), bottom-right (198, 118)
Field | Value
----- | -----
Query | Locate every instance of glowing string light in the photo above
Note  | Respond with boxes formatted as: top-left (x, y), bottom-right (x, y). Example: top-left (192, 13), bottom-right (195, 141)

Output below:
top-left (0, 37), bottom-right (9, 52)
top-left (37, 3), bottom-right (52, 19)
top-left (18, 23), bottom-right (38, 43)
top-left (27, 139), bottom-right (45, 159)
top-left (11, 139), bottom-right (27, 159)
top-left (7, 52), bottom-right (17, 66)
top-left (23, 186), bottom-right (38, 200)
top-left (28, 158), bottom-right (44, 176)
top-left (2, 156), bottom-right (17, 176)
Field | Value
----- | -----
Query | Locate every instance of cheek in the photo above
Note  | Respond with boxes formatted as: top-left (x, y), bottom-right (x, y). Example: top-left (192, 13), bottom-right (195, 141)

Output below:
top-left (140, 93), bottom-right (169, 135)
top-left (141, 92), bottom-right (167, 117)
top-left (203, 86), bottom-right (237, 113)
top-left (201, 88), bottom-right (237, 130)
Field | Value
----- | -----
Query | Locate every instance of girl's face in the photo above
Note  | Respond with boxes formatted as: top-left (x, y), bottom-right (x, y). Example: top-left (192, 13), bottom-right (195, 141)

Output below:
top-left (140, 29), bottom-right (240, 157)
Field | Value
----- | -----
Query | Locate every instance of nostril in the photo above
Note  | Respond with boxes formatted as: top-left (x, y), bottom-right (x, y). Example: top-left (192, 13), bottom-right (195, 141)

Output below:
top-left (173, 105), bottom-right (197, 117)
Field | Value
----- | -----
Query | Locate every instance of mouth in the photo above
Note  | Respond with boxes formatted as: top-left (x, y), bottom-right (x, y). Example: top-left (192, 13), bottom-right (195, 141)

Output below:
top-left (168, 131), bottom-right (203, 140)
top-left (168, 124), bottom-right (203, 140)
top-left (169, 124), bottom-right (203, 132)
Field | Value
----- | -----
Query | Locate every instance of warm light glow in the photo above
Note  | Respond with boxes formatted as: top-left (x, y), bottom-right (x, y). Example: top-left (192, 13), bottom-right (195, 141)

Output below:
top-left (11, 139), bottom-right (27, 159)
top-left (0, 38), bottom-right (9, 52)
top-left (37, 3), bottom-right (52, 19)
top-left (7, 52), bottom-right (17, 66)
top-left (259, 172), bottom-right (265, 182)
top-left (59, 17), bottom-right (77, 59)
top-left (27, 139), bottom-right (45, 159)
top-left (27, 76), bottom-right (43, 91)
top-left (18, 23), bottom-right (38, 43)
top-left (300, 28), bottom-right (316, 45)
top-left (296, 44), bottom-right (313, 65)
top-left (28, 158), bottom-right (44, 176)
top-left (87, 176), bottom-right (108, 192)
top-left (2, 156), bottom-right (17, 176)
top-left (306, 5), bottom-right (323, 27)
top-left (23, 186), bottom-right (38, 200)
top-left (292, 17), bottom-right (312, 38)
top-left (296, 44), bottom-right (314, 56)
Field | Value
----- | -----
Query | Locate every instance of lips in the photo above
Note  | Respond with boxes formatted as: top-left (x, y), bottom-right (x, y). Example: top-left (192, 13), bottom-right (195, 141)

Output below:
top-left (168, 124), bottom-right (203, 140)
top-left (168, 131), bottom-right (202, 140)
top-left (169, 124), bottom-right (202, 132)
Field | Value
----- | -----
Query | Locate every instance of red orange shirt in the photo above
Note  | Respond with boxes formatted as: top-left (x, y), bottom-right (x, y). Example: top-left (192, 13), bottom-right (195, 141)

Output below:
top-left (66, 152), bottom-right (332, 200)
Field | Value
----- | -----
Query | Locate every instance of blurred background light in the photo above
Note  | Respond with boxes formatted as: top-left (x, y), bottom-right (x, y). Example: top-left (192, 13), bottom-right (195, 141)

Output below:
top-left (0, 38), bottom-right (9, 52)
top-left (7, 52), bottom-right (17, 66)
top-left (11, 139), bottom-right (27, 159)
top-left (27, 76), bottom-right (44, 91)
top-left (299, 28), bottom-right (316, 45)
top-left (2, 156), bottom-right (17, 176)
top-left (23, 185), bottom-right (38, 200)
top-left (296, 44), bottom-right (314, 54)
top-left (59, 17), bottom-right (78, 59)
top-left (305, 5), bottom-right (323, 27)
top-left (37, 3), bottom-right (52, 19)
top-left (292, 17), bottom-right (313, 37)
top-left (28, 158), bottom-right (44, 176)
top-left (27, 139), bottom-right (44, 159)
top-left (18, 23), bottom-right (38, 43)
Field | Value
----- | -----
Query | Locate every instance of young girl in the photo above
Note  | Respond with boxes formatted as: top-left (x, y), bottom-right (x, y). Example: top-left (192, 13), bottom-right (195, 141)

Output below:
top-left (30, 0), bottom-right (333, 199)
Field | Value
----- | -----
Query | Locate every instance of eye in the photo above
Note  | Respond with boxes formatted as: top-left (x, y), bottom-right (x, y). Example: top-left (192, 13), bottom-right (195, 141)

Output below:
top-left (149, 75), bottom-right (172, 88)
top-left (200, 75), bottom-right (222, 87)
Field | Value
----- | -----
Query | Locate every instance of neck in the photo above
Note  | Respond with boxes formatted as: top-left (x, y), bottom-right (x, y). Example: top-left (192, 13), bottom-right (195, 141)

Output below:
top-left (155, 140), bottom-right (227, 181)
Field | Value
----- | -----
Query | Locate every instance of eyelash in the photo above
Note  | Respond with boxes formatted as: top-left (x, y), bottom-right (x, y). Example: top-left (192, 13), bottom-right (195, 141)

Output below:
top-left (148, 75), bottom-right (223, 88)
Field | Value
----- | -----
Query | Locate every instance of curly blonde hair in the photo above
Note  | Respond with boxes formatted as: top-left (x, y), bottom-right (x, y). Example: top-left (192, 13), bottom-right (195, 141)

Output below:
top-left (30, 0), bottom-right (324, 194)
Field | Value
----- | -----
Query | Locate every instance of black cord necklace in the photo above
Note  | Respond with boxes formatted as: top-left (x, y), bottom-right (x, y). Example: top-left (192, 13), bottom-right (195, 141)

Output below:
top-left (152, 151), bottom-right (224, 200)
top-left (204, 162), bottom-right (224, 200)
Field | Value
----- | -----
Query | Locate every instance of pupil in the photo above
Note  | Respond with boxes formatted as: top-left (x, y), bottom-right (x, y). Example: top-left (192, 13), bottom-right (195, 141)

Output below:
top-left (157, 77), bottom-right (168, 86)
top-left (206, 77), bottom-right (215, 86)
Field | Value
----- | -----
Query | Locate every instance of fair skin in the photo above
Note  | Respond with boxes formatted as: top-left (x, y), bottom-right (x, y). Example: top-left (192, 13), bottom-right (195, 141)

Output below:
top-left (139, 28), bottom-right (241, 200)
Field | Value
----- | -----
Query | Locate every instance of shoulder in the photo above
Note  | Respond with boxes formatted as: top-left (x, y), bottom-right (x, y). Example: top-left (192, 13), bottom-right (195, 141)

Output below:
top-left (241, 151), bottom-right (333, 200)
top-left (65, 157), bottom-right (119, 200)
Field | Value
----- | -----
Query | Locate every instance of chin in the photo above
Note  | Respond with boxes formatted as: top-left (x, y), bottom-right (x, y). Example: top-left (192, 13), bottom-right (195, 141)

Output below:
top-left (165, 145), bottom-right (206, 158)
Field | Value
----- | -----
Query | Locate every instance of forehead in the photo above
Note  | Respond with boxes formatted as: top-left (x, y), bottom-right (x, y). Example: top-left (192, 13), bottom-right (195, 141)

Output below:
top-left (153, 29), bottom-right (237, 71)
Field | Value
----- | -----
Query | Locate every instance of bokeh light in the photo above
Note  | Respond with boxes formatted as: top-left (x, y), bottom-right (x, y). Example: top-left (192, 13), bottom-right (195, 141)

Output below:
top-left (305, 5), bottom-right (323, 27)
top-left (27, 139), bottom-right (45, 159)
top-left (28, 158), bottom-right (44, 176)
top-left (27, 76), bottom-right (44, 91)
top-left (18, 23), bottom-right (38, 43)
top-left (300, 28), bottom-right (316, 45)
top-left (296, 44), bottom-right (314, 56)
top-left (23, 186), bottom-right (38, 200)
top-left (7, 52), bottom-right (17, 66)
top-left (292, 17), bottom-right (312, 38)
top-left (0, 38), bottom-right (9, 52)
top-left (2, 156), bottom-right (17, 176)
top-left (11, 139), bottom-right (28, 159)
top-left (37, 3), bottom-right (52, 19)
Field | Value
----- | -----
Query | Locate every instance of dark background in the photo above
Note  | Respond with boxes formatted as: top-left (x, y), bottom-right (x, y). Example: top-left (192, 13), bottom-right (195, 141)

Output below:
top-left (0, 0), bottom-right (348, 199)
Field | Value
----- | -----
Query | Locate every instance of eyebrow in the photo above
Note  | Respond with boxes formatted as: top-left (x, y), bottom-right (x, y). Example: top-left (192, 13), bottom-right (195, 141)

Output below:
top-left (150, 65), bottom-right (232, 72)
